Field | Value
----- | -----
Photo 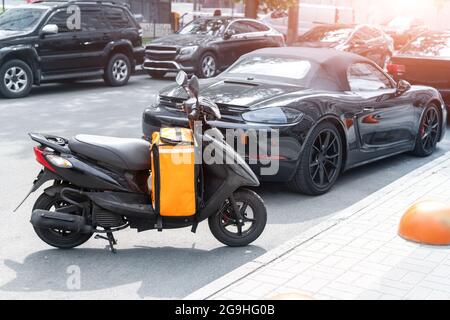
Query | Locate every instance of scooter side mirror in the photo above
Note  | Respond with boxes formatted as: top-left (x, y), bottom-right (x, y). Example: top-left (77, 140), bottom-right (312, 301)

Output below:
top-left (189, 75), bottom-right (200, 98)
top-left (176, 70), bottom-right (188, 86)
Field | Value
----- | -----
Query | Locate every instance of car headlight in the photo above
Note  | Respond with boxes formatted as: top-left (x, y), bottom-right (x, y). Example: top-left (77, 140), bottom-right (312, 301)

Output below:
top-left (242, 107), bottom-right (304, 124)
top-left (179, 46), bottom-right (198, 56)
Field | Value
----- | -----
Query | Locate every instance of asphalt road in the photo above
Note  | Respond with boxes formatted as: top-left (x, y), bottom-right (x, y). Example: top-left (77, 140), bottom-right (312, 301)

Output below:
top-left (0, 74), bottom-right (449, 299)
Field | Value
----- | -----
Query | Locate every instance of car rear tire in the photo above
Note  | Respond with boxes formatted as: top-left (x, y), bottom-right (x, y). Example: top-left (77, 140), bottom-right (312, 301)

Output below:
top-left (104, 53), bottom-right (131, 87)
top-left (197, 52), bottom-right (217, 78)
top-left (147, 70), bottom-right (167, 79)
top-left (288, 122), bottom-right (343, 195)
top-left (412, 103), bottom-right (441, 157)
top-left (0, 59), bottom-right (33, 99)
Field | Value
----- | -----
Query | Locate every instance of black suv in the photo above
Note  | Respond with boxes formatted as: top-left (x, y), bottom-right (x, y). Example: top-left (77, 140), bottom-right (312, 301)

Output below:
top-left (0, 1), bottom-right (144, 98)
top-left (143, 17), bottom-right (285, 79)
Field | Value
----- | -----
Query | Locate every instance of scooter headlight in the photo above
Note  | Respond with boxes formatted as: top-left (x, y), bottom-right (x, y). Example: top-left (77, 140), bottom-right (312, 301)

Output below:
top-left (45, 155), bottom-right (73, 168)
top-left (242, 107), bottom-right (304, 124)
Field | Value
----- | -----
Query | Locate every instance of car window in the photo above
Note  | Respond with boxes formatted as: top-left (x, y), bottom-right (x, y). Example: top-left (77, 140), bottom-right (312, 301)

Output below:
top-left (178, 18), bottom-right (227, 36)
top-left (227, 56), bottom-right (311, 81)
top-left (399, 32), bottom-right (450, 58)
top-left (228, 21), bottom-right (250, 35)
top-left (300, 26), bottom-right (353, 43)
top-left (363, 26), bottom-right (381, 38)
top-left (354, 27), bottom-right (372, 41)
top-left (104, 7), bottom-right (133, 28)
top-left (245, 20), bottom-right (270, 32)
top-left (81, 9), bottom-right (109, 31)
top-left (0, 8), bottom-right (48, 31)
top-left (47, 10), bottom-right (77, 33)
top-left (347, 63), bottom-right (392, 91)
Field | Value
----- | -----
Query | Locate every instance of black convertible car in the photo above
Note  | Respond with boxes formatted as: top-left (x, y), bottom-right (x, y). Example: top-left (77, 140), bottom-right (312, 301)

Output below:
top-left (143, 48), bottom-right (446, 195)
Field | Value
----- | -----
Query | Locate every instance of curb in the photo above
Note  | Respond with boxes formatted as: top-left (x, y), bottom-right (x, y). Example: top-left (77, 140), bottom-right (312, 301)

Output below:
top-left (184, 152), bottom-right (450, 300)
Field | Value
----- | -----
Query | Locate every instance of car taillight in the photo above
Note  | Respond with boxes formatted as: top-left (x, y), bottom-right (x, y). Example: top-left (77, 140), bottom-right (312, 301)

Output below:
top-left (387, 63), bottom-right (406, 74)
top-left (33, 147), bottom-right (56, 173)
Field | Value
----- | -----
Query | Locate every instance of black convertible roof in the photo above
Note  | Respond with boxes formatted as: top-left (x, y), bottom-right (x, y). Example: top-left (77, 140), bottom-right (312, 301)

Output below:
top-left (240, 47), bottom-right (378, 91)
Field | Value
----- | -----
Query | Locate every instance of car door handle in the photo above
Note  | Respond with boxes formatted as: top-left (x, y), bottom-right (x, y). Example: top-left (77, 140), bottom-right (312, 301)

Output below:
top-left (363, 107), bottom-right (375, 112)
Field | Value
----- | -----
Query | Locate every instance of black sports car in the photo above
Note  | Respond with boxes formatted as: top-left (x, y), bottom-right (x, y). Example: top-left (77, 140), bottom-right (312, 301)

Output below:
top-left (143, 16), bottom-right (285, 79)
top-left (143, 48), bottom-right (447, 195)
top-left (388, 31), bottom-right (450, 108)
top-left (294, 24), bottom-right (394, 69)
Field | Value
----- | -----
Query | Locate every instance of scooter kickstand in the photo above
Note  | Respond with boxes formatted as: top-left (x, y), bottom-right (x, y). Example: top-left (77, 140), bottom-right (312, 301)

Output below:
top-left (95, 232), bottom-right (118, 253)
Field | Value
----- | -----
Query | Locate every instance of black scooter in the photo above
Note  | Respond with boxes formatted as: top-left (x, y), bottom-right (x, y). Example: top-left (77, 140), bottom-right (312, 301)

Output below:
top-left (16, 71), bottom-right (267, 252)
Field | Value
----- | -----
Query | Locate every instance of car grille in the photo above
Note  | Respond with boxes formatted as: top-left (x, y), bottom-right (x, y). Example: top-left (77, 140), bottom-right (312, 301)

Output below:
top-left (145, 45), bottom-right (178, 60)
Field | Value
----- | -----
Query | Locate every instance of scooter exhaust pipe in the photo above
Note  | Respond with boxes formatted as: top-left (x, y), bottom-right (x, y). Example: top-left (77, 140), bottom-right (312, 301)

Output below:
top-left (30, 209), bottom-right (93, 233)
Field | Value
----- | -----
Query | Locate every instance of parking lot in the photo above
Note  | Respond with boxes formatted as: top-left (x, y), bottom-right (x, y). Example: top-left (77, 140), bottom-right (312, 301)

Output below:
top-left (0, 74), bottom-right (448, 299)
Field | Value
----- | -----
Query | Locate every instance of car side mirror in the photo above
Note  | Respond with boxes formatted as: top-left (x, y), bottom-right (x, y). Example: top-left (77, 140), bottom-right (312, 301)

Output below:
top-left (396, 80), bottom-right (411, 95)
top-left (224, 30), bottom-right (234, 40)
top-left (41, 24), bottom-right (58, 37)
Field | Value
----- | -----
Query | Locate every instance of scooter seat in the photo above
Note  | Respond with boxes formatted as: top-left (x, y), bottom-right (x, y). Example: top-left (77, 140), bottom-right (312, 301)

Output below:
top-left (69, 134), bottom-right (151, 171)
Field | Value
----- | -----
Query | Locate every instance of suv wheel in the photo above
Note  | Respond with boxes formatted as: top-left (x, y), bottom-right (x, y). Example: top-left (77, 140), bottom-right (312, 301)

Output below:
top-left (104, 53), bottom-right (131, 87)
top-left (198, 52), bottom-right (217, 78)
top-left (0, 60), bottom-right (33, 99)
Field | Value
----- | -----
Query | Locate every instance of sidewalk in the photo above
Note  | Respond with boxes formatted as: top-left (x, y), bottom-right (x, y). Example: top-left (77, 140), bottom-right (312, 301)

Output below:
top-left (187, 153), bottom-right (450, 300)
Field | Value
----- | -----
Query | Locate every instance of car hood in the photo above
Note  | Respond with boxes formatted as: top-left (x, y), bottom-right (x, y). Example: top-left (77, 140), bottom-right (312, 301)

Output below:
top-left (149, 34), bottom-right (216, 47)
top-left (159, 77), bottom-right (307, 109)
top-left (0, 30), bottom-right (28, 42)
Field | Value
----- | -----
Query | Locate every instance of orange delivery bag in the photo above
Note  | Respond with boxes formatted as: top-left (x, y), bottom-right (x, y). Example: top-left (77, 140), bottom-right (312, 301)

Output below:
top-left (150, 127), bottom-right (197, 217)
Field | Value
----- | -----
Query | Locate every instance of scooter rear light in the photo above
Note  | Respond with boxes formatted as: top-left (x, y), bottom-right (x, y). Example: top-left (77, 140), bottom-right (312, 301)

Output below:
top-left (33, 147), bottom-right (56, 173)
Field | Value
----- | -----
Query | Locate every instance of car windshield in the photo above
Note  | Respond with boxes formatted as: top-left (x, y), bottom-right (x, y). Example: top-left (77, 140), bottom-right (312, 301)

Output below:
top-left (226, 56), bottom-right (312, 82)
top-left (178, 18), bottom-right (227, 36)
top-left (300, 26), bottom-right (353, 43)
top-left (0, 8), bottom-right (48, 31)
top-left (399, 33), bottom-right (450, 58)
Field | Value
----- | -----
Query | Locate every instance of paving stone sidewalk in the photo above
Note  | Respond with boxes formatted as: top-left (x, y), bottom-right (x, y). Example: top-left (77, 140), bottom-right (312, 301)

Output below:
top-left (186, 153), bottom-right (450, 300)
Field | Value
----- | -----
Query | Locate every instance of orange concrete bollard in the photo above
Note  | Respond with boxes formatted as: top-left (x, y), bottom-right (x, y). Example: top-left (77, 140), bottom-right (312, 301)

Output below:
top-left (399, 201), bottom-right (450, 246)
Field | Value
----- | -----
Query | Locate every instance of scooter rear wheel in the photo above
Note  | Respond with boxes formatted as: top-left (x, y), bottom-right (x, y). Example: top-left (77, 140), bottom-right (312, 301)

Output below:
top-left (208, 189), bottom-right (267, 247)
top-left (32, 192), bottom-right (93, 249)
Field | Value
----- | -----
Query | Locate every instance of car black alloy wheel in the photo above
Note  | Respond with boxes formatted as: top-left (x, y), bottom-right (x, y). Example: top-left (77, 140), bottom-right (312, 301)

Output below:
top-left (309, 129), bottom-right (341, 189)
top-left (413, 104), bottom-right (440, 157)
top-left (288, 122), bottom-right (343, 195)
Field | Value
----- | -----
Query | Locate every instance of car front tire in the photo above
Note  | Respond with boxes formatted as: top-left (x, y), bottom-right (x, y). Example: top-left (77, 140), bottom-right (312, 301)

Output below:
top-left (104, 53), bottom-right (131, 87)
top-left (197, 52), bottom-right (218, 78)
top-left (288, 122), bottom-right (343, 195)
top-left (0, 59), bottom-right (33, 99)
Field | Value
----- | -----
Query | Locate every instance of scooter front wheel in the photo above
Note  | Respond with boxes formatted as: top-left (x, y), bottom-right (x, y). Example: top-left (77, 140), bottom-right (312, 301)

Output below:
top-left (208, 189), bottom-right (267, 247)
